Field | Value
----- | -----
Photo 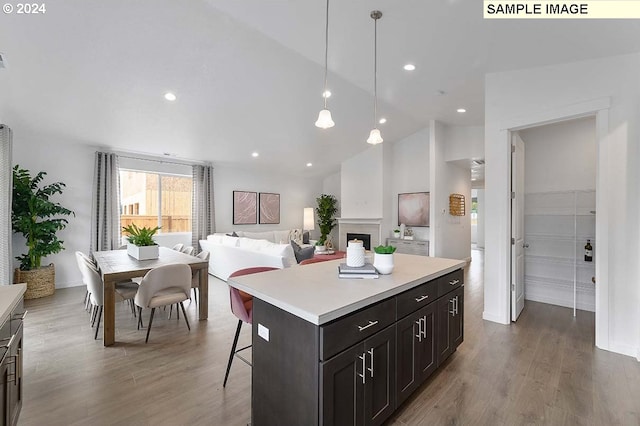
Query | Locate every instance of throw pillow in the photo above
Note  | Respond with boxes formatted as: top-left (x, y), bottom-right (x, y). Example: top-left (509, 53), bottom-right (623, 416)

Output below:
top-left (288, 229), bottom-right (303, 246)
top-left (291, 240), bottom-right (315, 264)
top-left (303, 231), bottom-right (310, 244)
top-left (225, 231), bottom-right (239, 237)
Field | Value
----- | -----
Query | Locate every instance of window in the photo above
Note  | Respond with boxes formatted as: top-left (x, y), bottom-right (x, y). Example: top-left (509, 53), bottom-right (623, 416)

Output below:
top-left (120, 170), bottom-right (192, 235)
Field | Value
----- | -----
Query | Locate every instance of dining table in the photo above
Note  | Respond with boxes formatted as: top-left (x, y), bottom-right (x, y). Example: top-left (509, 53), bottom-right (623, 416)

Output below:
top-left (92, 247), bottom-right (209, 346)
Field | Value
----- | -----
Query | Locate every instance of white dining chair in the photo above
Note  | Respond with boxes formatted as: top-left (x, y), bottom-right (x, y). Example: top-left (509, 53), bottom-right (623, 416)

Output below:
top-left (190, 250), bottom-right (210, 305)
top-left (181, 246), bottom-right (194, 256)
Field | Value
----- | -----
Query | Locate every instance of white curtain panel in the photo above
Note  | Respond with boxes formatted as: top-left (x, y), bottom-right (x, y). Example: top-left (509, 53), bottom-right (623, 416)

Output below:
top-left (0, 125), bottom-right (12, 285)
top-left (191, 164), bottom-right (215, 252)
top-left (91, 152), bottom-right (121, 252)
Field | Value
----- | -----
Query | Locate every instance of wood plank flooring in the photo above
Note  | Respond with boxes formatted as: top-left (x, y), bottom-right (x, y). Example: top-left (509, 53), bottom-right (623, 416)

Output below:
top-left (19, 250), bottom-right (640, 425)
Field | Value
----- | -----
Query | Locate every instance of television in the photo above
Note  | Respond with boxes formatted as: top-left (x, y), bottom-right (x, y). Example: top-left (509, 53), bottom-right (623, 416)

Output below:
top-left (398, 192), bottom-right (430, 227)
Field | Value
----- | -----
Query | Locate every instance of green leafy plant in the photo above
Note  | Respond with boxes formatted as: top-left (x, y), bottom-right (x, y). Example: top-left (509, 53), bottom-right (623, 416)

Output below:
top-left (315, 194), bottom-right (338, 245)
top-left (12, 165), bottom-right (75, 271)
top-left (374, 245), bottom-right (397, 254)
top-left (122, 223), bottom-right (160, 246)
top-left (393, 229), bottom-right (400, 233)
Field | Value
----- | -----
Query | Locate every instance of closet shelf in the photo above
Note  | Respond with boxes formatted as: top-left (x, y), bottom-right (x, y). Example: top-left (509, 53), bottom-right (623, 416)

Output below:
top-left (525, 233), bottom-right (595, 241)
top-left (525, 254), bottom-right (596, 268)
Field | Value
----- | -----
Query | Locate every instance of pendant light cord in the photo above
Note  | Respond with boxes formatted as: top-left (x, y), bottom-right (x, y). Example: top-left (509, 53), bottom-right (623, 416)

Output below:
top-left (323, 0), bottom-right (330, 109)
top-left (373, 14), bottom-right (378, 127)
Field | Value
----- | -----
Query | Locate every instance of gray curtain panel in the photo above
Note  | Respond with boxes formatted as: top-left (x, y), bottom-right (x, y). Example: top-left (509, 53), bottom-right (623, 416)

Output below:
top-left (191, 164), bottom-right (215, 252)
top-left (0, 125), bottom-right (12, 285)
top-left (91, 152), bottom-right (121, 252)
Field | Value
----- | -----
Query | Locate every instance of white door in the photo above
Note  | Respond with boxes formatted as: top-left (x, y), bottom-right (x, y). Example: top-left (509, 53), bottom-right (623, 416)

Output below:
top-left (511, 134), bottom-right (525, 321)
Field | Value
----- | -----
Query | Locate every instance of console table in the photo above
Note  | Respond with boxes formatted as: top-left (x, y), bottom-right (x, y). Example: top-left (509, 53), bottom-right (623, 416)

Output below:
top-left (229, 254), bottom-right (464, 425)
top-left (387, 238), bottom-right (429, 256)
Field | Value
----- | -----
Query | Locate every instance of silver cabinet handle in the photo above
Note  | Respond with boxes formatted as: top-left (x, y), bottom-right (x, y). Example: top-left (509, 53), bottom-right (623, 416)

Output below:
top-left (0, 334), bottom-right (15, 349)
top-left (449, 299), bottom-right (455, 316)
top-left (455, 296), bottom-right (459, 315)
top-left (12, 310), bottom-right (27, 321)
top-left (449, 279), bottom-right (460, 286)
top-left (415, 319), bottom-right (422, 342)
top-left (358, 353), bottom-right (366, 384)
top-left (415, 295), bottom-right (429, 303)
top-left (358, 320), bottom-right (379, 332)
top-left (421, 316), bottom-right (427, 339)
top-left (368, 348), bottom-right (374, 378)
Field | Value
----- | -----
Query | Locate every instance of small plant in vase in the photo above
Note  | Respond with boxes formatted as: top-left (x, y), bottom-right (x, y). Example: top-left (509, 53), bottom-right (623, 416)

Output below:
top-left (393, 229), bottom-right (401, 238)
top-left (122, 224), bottom-right (160, 260)
top-left (373, 245), bottom-right (396, 275)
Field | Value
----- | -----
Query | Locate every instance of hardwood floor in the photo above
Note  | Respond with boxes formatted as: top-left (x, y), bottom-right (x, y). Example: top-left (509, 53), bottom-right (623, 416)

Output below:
top-left (19, 250), bottom-right (640, 425)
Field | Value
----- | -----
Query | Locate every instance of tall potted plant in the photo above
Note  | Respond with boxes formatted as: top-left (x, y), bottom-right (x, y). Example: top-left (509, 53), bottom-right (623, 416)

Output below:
top-left (12, 165), bottom-right (74, 299)
top-left (315, 194), bottom-right (338, 246)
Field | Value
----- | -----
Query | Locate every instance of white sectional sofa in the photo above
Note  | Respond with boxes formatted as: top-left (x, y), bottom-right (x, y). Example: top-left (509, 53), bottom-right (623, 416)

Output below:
top-left (199, 233), bottom-right (299, 281)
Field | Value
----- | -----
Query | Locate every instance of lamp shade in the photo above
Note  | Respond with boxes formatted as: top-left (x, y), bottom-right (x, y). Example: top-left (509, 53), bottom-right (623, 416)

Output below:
top-left (315, 109), bottom-right (335, 129)
top-left (367, 128), bottom-right (383, 145)
top-left (303, 207), bottom-right (315, 231)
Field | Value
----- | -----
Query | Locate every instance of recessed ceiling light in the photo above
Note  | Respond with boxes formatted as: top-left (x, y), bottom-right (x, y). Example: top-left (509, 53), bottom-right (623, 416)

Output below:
top-left (322, 90), bottom-right (331, 98)
top-left (403, 64), bottom-right (416, 71)
top-left (164, 92), bottom-right (177, 101)
top-left (252, 152), bottom-right (259, 158)
top-left (471, 178), bottom-right (477, 181)
top-left (457, 108), bottom-right (466, 113)
top-left (306, 162), bottom-right (313, 167)
top-left (379, 118), bottom-right (387, 124)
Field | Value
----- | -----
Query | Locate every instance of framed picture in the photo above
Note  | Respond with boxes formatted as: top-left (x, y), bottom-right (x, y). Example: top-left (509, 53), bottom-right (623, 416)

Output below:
top-left (259, 192), bottom-right (280, 224)
top-left (233, 191), bottom-right (257, 225)
top-left (398, 192), bottom-right (430, 226)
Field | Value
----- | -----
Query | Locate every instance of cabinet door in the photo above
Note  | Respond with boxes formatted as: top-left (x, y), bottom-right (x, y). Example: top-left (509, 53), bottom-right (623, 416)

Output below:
top-left (396, 311), bottom-right (420, 406)
top-left (363, 325), bottom-right (395, 426)
top-left (450, 287), bottom-right (464, 351)
top-left (416, 302), bottom-right (437, 382)
top-left (7, 324), bottom-right (22, 426)
top-left (1, 353), bottom-right (8, 426)
top-left (436, 295), bottom-right (454, 365)
top-left (321, 343), bottom-right (365, 426)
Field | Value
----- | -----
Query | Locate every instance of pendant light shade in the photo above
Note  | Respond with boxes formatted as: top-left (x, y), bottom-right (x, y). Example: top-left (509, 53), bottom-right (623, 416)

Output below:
top-left (315, 109), bottom-right (335, 129)
top-left (315, 0), bottom-right (334, 129)
top-left (367, 128), bottom-right (383, 145)
top-left (367, 10), bottom-right (383, 145)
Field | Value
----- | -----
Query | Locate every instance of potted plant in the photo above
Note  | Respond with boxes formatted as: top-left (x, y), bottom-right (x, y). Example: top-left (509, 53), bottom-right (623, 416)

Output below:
top-left (393, 229), bottom-right (401, 238)
top-left (316, 194), bottom-right (338, 248)
top-left (373, 245), bottom-right (396, 275)
top-left (315, 240), bottom-right (326, 253)
top-left (12, 165), bottom-right (74, 299)
top-left (122, 223), bottom-right (160, 260)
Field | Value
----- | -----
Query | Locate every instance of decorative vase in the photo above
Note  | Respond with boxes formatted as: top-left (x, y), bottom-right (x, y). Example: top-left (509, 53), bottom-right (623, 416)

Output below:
top-left (315, 245), bottom-right (326, 253)
top-left (127, 243), bottom-right (159, 260)
top-left (393, 231), bottom-right (400, 238)
top-left (373, 253), bottom-right (394, 275)
top-left (14, 263), bottom-right (55, 299)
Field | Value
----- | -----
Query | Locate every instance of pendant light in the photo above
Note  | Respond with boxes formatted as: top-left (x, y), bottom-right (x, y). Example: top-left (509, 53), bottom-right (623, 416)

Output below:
top-left (315, 0), bottom-right (335, 129)
top-left (367, 10), bottom-right (383, 145)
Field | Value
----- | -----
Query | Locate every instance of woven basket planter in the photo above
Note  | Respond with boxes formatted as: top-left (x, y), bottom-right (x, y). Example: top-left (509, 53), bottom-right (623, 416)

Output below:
top-left (14, 263), bottom-right (55, 299)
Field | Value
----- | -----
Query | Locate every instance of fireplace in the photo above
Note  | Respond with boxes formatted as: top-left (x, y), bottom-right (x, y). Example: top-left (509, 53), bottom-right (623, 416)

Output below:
top-left (346, 233), bottom-right (371, 250)
top-left (337, 218), bottom-right (382, 251)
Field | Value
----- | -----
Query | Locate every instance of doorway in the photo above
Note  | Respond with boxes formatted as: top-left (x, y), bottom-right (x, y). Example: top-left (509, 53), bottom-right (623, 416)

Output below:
top-left (510, 116), bottom-right (597, 322)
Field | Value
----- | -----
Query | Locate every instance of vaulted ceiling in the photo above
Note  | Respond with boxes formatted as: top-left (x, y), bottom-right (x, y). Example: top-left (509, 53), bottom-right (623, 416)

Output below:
top-left (1, 0), bottom-right (639, 176)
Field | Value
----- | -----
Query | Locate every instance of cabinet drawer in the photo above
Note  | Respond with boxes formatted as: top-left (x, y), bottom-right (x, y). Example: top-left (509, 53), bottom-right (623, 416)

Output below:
top-left (10, 299), bottom-right (25, 334)
top-left (437, 269), bottom-right (463, 297)
top-left (396, 279), bottom-right (437, 319)
top-left (320, 298), bottom-right (395, 361)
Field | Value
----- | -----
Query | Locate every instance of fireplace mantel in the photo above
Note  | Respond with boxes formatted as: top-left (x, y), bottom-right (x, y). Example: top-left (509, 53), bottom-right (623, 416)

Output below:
top-left (336, 218), bottom-right (382, 224)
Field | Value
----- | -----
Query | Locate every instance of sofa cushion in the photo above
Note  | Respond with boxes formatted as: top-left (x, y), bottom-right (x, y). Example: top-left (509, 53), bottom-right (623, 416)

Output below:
top-left (222, 235), bottom-right (239, 247)
top-left (243, 231), bottom-right (276, 243)
top-left (226, 231), bottom-right (239, 237)
top-left (303, 231), bottom-right (310, 244)
top-left (289, 229), bottom-right (303, 246)
top-left (291, 240), bottom-right (315, 264)
top-left (273, 230), bottom-right (291, 244)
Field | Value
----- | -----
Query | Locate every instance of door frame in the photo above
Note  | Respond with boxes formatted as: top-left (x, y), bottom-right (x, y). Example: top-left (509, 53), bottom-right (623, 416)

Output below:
top-left (498, 97), bottom-right (609, 349)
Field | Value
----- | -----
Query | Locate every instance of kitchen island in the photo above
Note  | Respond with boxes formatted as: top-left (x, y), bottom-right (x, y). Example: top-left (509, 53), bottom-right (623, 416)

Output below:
top-left (228, 253), bottom-right (465, 426)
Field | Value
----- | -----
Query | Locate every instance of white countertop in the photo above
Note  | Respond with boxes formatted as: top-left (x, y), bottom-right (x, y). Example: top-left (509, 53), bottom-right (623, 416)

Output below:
top-left (228, 254), bottom-right (465, 325)
top-left (0, 284), bottom-right (26, 325)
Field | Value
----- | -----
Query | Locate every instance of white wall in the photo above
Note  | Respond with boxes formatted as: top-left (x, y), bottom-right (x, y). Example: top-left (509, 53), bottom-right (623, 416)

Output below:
top-left (520, 117), bottom-right (596, 193)
top-left (340, 145), bottom-right (383, 218)
top-left (484, 53), bottom-right (640, 358)
top-left (444, 125), bottom-right (484, 162)
top-left (214, 165), bottom-right (322, 233)
top-left (12, 129), bottom-right (96, 289)
top-left (390, 127), bottom-right (430, 241)
top-left (476, 189), bottom-right (485, 248)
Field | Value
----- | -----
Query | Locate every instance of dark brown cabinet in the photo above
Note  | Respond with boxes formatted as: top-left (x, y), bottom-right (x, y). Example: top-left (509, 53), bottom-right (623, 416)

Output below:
top-left (0, 297), bottom-right (24, 426)
top-left (437, 285), bottom-right (463, 365)
top-left (251, 268), bottom-right (463, 426)
top-left (396, 302), bottom-right (437, 406)
top-left (321, 325), bottom-right (395, 426)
